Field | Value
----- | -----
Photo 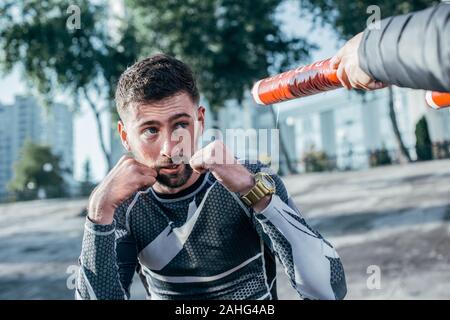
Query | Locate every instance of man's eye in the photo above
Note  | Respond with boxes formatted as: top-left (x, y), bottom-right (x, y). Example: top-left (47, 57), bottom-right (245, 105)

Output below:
top-left (175, 122), bottom-right (189, 129)
top-left (144, 127), bottom-right (158, 135)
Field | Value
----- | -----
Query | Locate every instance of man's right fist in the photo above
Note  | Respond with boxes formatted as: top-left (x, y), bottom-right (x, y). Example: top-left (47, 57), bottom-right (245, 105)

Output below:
top-left (87, 156), bottom-right (157, 225)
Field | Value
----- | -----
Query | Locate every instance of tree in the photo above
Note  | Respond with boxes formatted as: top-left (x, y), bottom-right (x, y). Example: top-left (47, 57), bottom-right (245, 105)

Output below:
top-left (415, 116), bottom-right (433, 161)
top-left (127, 0), bottom-right (316, 173)
top-left (300, 0), bottom-right (440, 163)
top-left (0, 0), bottom-right (314, 175)
top-left (0, 0), bottom-right (140, 171)
top-left (80, 159), bottom-right (95, 196)
top-left (129, 0), bottom-right (313, 112)
top-left (8, 141), bottom-right (66, 200)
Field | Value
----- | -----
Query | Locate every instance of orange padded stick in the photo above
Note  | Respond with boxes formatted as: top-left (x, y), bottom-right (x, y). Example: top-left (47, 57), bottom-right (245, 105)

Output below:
top-left (425, 91), bottom-right (450, 109)
top-left (252, 58), bottom-right (450, 109)
top-left (252, 58), bottom-right (340, 105)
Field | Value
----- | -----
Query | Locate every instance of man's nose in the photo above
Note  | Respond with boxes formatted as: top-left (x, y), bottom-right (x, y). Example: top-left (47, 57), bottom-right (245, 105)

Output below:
top-left (159, 133), bottom-right (178, 158)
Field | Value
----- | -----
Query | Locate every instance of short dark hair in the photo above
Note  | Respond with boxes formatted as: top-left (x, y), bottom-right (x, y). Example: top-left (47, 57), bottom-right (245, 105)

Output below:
top-left (115, 54), bottom-right (200, 118)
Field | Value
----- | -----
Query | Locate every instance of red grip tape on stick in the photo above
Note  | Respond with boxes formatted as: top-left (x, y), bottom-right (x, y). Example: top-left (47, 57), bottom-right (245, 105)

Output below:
top-left (252, 58), bottom-right (450, 109)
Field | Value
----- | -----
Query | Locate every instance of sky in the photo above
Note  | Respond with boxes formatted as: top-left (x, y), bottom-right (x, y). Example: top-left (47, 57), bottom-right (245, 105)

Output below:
top-left (0, 1), bottom-right (340, 182)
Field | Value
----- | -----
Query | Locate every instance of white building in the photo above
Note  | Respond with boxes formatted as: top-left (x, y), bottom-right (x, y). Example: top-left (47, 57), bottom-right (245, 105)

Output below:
top-left (0, 103), bottom-right (13, 198)
top-left (211, 86), bottom-right (450, 173)
top-left (0, 96), bottom-right (41, 199)
top-left (267, 87), bottom-right (450, 172)
top-left (0, 95), bottom-right (74, 199)
top-left (40, 102), bottom-right (74, 172)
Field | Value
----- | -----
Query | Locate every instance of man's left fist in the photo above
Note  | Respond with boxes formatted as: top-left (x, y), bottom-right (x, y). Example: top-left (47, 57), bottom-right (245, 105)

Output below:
top-left (189, 140), bottom-right (254, 194)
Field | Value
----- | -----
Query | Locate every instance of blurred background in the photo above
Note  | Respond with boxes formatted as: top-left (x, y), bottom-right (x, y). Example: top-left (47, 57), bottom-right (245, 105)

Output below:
top-left (0, 0), bottom-right (449, 299)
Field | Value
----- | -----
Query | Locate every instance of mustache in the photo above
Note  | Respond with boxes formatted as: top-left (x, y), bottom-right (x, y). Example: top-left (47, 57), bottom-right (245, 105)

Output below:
top-left (155, 155), bottom-right (190, 169)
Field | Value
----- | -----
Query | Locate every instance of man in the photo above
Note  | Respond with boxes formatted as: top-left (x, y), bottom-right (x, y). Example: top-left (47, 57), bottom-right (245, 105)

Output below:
top-left (76, 54), bottom-right (346, 300)
top-left (330, 2), bottom-right (450, 92)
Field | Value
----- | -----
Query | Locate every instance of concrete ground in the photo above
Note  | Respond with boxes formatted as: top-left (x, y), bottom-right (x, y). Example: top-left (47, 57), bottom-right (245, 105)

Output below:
top-left (0, 159), bottom-right (449, 300)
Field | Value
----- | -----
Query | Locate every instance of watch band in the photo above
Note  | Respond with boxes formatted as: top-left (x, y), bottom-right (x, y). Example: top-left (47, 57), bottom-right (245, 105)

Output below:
top-left (240, 172), bottom-right (275, 207)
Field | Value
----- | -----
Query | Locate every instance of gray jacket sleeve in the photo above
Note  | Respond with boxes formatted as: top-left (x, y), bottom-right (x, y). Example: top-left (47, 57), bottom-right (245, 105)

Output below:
top-left (358, 3), bottom-right (450, 92)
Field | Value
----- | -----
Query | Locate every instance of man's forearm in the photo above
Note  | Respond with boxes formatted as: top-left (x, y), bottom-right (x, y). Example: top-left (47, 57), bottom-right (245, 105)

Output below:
top-left (76, 217), bottom-right (128, 300)
top-left (255, 195), bottom-right (347, 300)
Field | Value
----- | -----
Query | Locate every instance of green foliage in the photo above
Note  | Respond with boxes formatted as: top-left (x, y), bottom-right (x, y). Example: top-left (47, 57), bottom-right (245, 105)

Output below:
top-left (0, 0), bottom-right (140, 169)
top-left (301, 0), bottom-right (439, 40)
top-left (0, 0), bottom-right (314, 114)
top-left (415, 116), bottom-right (433, 161)
top-left (8, 141), bottom-right (66, 200)
top-left (1, 1), bottom-right (103, 103)
top-left (302, 146), bottom-right (334, 172)
top-left (0, 1), bottom-right (315, 174)
top-left (127, 0), bottom-right (315, 113)
top-left (0, 0), bottom-right (140, 103)
top-left (369, 146), bottom-right (392, 167)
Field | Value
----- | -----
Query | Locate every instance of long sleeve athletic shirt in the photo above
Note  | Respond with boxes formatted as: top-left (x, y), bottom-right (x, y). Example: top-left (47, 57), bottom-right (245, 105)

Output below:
top-left (75, 161), bottom-right (347, 300)
top-left (359, 3), bottom-right (450, 92)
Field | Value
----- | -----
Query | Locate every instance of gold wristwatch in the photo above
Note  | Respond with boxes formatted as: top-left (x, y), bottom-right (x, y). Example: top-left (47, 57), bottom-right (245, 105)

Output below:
top-left (240, 172), bottom-right (276, 207)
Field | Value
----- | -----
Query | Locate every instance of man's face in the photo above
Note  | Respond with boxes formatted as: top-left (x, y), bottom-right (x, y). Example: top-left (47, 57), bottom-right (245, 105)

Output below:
top-left (119, 92), bottom-right (205, 189)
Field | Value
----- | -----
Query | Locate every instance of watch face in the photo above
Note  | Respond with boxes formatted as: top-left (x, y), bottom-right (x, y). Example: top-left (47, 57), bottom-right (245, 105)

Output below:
top-left (261, 175), bottom-right (275, 190)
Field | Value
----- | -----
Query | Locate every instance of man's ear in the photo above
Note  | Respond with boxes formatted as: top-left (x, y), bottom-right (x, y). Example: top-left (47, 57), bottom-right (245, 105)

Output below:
top-left (197, 106), bottom-right (206, 135)
top-left (117, 121), bottom-right (131, 151)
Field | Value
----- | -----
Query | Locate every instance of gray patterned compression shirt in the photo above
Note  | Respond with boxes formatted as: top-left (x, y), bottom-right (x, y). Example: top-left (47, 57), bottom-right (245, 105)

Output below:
top-left (76, 161), bottom-right (347, 300)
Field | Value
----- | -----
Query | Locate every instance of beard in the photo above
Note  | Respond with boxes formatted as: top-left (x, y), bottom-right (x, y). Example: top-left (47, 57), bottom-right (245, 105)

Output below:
top-left (155, 161), bottom-right (193, 189)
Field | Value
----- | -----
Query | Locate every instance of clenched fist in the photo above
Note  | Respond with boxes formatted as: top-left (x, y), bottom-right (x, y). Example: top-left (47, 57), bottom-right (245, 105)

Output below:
top-left (189, 140), bottom-right (271, 212)
top-left (189, 140), bottom-right (254, 194)
top-left (88, 156), bottom-right (157, 225)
